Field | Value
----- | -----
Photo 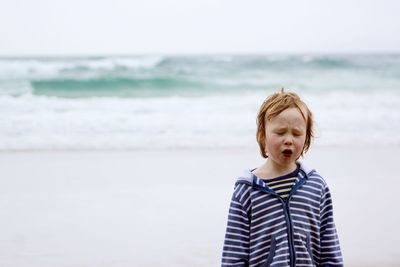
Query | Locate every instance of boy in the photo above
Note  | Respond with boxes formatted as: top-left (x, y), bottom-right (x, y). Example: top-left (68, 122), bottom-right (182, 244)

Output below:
top-left (221, 90), bottom-right (343, 267)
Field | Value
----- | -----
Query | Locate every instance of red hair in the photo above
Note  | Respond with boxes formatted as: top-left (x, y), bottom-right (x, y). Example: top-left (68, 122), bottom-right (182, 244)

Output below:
top-left (256, 89), bottom-right (314, 158)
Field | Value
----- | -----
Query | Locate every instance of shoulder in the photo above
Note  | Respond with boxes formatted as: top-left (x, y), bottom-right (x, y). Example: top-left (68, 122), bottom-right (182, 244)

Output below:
top-left (298, 162), bottom-right (329, 193)
top-left (230, 169), bottom-right (254, 203)
top-left (298, 162), bottom-right (324, 183)
top-left (306, 169), bottom-right (328, 186)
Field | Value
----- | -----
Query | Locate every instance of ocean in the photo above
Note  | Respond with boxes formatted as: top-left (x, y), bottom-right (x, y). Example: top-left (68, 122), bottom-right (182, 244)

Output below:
top-left (1, 54), bottom-right (399, 150)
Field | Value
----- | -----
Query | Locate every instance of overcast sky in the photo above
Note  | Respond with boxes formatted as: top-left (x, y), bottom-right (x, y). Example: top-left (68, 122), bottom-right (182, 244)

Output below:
top-left (0, 0), bottom-right (399, 55)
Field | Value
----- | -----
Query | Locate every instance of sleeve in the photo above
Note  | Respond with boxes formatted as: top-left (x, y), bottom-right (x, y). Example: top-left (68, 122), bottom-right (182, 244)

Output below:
top-left (221, 186), bottom-right (250, 267)
top-left (318, 184), bottom-right (344, 267)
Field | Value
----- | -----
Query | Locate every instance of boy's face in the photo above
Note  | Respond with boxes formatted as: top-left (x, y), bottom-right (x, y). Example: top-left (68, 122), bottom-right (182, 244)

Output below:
top-left (264, 107), bottom-right (307, 168)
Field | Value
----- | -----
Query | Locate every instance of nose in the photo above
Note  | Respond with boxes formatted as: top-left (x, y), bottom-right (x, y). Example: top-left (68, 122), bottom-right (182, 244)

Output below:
top-left (284, 134), bottom-right (293, 145)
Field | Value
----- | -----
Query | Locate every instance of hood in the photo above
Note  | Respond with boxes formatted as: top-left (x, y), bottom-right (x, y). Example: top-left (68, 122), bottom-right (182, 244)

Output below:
top-left (236, 162), bottom-right (315, 187)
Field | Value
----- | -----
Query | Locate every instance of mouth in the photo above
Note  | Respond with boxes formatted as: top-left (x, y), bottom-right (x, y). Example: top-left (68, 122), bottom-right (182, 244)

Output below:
top-left (282, 149), bottom-right (293, 157)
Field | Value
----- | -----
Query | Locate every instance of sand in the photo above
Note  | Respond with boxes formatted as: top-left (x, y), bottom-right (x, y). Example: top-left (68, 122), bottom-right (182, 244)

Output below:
top-left (0, 147), bottom-right (399, 267)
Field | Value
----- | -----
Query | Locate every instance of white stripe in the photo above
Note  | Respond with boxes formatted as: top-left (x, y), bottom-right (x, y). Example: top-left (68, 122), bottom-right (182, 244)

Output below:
top-left (234, 184), bottom-right (244, 198)
top-left (230, 206), bottom-right (248, 216)
top-left (291, 194), bottom-right (320, 205)
top-left (226, 231), bottom-right (250, 240)
top-left (297, 188), bottom-right (322, 198)
top-left (242, 193), bottom-right (252, 209)
top-left (321, 244), bottom-right (340, 249)
top-left (290, 207), bottom-right (319, 218)
top-left (274, 245), bottom-right (289, 253)
top-left (250, 245), bottom-right (272, 262)
top-left (293, 225), bottom-right (319, 237)
top-left (306, 179), bottom-right (324, 188)
top-left (223, 250), bottom-right (249, 256)
top-left (240, 187), bottom-right (252, 202)
top-left (229, 213), bottom-right (248, 222)
top-left (228, 218), bottom-right (249, 228)
top-left (250, 221), bottom-right (286, 241)
top-left (321, 207), bottom-right (333, 218)
top-left (301, 184), bottom-right (322, 193)
top-left (252, 195), bottom-right (277, 209)
top-left (227, 225), bottom-right (249, 233)
top-left (223, 244), bottom-right (249, 250)
top-left (291, 213), bottom-right (320, 224)
top-left (250, 222), bottom-right (286, 243)
top-left (252, 208), bottom-right (283, 224)
top-left (290, 200), bottom-right (319, 213)
top-left (253, 202), bottom-right (282, 217)
top-left (270, 259), bottom-right (290, 265)
top-left (224, 238), bottom-right (249, 244)
top-left (321, 234), bottom-right (338, 240)
top-left (276, 233), bottom-right (288, 240)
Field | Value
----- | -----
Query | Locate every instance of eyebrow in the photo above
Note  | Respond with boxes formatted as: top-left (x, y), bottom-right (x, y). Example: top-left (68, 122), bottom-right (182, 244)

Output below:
top-left (274, 126), bottom-right (304, 132)
top-left (274, 126), bottom-right (287, 131)
top-left (293, 128), bottom-right (304, 133)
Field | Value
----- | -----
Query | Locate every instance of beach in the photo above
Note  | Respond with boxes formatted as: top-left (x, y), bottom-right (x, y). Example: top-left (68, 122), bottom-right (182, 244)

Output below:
top-left (1, 146), bottom-right (399, 267)
top-left (1, 54), bottom-right (399, 266)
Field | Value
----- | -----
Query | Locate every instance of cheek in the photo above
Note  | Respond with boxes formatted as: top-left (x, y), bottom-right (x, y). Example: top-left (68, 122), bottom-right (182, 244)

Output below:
top-left (295, 136), bottom-right (307, 148)
top-left (266, 136), bottom-right (281, 150)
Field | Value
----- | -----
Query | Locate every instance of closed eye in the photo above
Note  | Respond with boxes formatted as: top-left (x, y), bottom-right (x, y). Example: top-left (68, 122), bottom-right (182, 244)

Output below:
top-left (293, 131), bottom-right (304, 137)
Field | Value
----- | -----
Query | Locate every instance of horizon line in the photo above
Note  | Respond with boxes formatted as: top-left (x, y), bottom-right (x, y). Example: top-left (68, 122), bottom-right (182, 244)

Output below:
top-left (1, 51), bottom-right (400, 58)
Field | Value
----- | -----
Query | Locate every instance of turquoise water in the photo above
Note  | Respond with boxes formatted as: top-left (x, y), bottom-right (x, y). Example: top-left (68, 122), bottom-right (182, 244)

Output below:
top-left (1, 55), bottom-right (399, 97)
top-left (0, 54), bottom-right (399, 150)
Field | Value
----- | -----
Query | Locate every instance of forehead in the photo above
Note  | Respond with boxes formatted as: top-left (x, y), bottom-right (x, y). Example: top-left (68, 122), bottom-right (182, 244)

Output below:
top-left (267, 107), bottom-right (307, 126)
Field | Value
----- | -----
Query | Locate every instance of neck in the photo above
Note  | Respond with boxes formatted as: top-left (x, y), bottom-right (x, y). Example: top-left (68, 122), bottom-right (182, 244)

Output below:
top-left (261, 160), bottom-right (297, 179)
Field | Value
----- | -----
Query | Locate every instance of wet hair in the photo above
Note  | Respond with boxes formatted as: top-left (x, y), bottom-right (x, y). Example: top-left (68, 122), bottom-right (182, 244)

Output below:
top-left (256, 89), bottom-right (314, 158)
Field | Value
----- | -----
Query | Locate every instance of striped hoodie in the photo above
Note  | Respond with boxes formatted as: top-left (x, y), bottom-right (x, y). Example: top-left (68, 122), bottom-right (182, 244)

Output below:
top-left (221, 163), bottom-right (343, 267)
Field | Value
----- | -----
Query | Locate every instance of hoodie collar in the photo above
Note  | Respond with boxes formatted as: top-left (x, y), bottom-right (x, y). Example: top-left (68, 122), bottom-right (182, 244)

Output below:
top-left (236, 162), bottom-right (314, 188)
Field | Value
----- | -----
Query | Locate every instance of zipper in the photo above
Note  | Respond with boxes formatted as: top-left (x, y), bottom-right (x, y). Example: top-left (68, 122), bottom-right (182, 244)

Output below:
top-left (281, 200), bottom-right (295, 267)
top-left (254, 176), bottom-right (307, 267)
top-left (286, 178), bottom-right (308, 267)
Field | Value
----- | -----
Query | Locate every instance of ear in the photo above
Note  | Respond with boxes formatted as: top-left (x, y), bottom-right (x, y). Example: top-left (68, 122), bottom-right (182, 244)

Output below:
top-left (263, 135), bottom-right (269, 156)
top-left (264, 146), bottom-right (269, 157)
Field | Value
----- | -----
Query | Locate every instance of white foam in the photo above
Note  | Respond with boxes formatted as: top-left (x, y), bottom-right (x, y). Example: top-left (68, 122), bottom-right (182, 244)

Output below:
top-left (0, 56), bottom-right (165, 80)
top-left (0, 90), bottom-right (399, 151)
